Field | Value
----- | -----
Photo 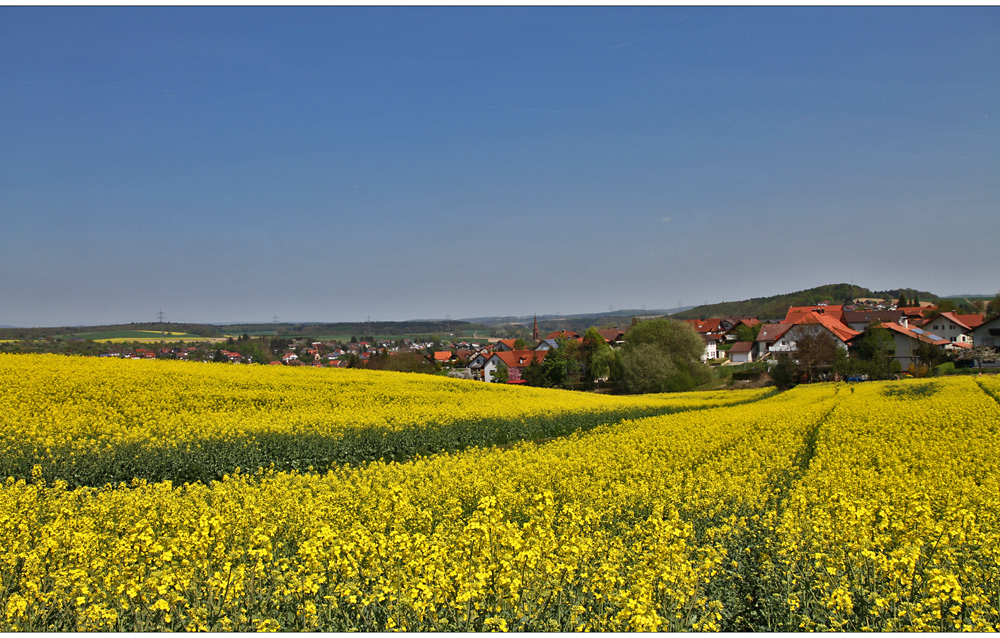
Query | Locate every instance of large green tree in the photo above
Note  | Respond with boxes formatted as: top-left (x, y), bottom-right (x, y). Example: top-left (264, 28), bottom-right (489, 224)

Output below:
top-left (618, 318), bottom-right (709, 393)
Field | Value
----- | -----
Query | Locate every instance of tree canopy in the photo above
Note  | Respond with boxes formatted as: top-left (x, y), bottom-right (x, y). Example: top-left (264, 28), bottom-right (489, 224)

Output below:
top-left (618, 318), bottom-right (709, 393)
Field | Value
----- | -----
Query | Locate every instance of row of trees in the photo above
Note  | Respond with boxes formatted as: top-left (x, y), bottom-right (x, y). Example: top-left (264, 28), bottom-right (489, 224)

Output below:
top-left (514, 320), bottom-right (711, 394)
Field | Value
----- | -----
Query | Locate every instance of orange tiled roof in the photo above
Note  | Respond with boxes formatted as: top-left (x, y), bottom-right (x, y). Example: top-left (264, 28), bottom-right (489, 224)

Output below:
top-left (791, 312), bottom-right (860, 343)
top-left (493, 349), bottom-right (547, 368)
top-left (878, 321), bottom-right (950, 346)
top-left (784, 305), bottom-right (845, 324)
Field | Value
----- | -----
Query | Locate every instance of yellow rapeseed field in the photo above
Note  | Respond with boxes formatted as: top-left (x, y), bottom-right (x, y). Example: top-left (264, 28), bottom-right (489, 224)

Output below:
top-left (0, 353), bottom-right (770, 484)
top-left (1, 354), bottom-right (998, 631)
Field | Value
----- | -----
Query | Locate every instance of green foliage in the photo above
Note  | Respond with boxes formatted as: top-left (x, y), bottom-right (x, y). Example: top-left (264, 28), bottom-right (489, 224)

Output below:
top-left (770, 356), bottom-right (797, 389)
top-left (849, 324), bottom-right (897, 380)
top-left (734, 323), bottom-right (761, 343)
top-left (915, 340), bottom-right (945, 371)
top-left (620, 343), bottom-right (678, 394)
top-left (618, 319), bottom-right (710, 394)
top-left (492, 364), bottom-right (509, 384)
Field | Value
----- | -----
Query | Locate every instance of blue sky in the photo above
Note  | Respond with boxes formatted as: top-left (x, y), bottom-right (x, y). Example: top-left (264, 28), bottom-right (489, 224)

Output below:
top-left (2, 7), bottom-right (998, 327)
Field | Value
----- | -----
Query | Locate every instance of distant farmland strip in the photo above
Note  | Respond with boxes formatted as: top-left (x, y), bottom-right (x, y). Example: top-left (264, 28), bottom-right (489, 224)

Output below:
top-left (64, 330), bottom-right (204, 341)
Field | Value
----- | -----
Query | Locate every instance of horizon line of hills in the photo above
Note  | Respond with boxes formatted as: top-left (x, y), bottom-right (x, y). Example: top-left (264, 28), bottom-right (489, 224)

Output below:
top-left (2, 283), bottom-right (992, 337)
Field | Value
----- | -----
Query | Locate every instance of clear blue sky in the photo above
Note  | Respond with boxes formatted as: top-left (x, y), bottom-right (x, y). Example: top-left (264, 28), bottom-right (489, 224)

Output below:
top-left (2, 7), bottom-right (998, 327)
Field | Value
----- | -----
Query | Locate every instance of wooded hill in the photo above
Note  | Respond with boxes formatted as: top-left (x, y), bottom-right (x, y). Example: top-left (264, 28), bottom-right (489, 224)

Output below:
top-left (671, 284), bottom-right (941, 321)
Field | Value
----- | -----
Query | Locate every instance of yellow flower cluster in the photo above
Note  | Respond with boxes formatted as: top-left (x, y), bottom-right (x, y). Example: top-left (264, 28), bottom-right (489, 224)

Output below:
top-left (0, 353), bottom-right (769, 484)
top-left (2, 354), bottom-right (997, 631)
top-left (766, 376), bottom-right (1000, 631)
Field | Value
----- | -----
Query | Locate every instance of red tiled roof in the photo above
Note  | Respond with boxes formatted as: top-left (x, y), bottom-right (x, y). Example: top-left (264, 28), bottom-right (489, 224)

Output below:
top-left (925, 312), bottom-right (984, 331)
top-left (730, 342), bottom-right (754, 353)
top-left (432, 351), bottom-right (452, 362)
top-left (784, 305), bottom-right (845, 324)
top-left (792, 312), bottom-right (860, 343)
top-left (685, 318), bottom-right (723, 334)
top-left (878, 321), bottom-right (950, 346)
top-left (493, 349), bottom-right (547, 368)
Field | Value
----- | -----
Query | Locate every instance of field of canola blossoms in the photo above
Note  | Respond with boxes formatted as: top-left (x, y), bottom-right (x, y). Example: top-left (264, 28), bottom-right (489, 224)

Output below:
top-left (2, 354), bottom-right (999, 631)
top-left (0, 354), bottom-right (768, 486)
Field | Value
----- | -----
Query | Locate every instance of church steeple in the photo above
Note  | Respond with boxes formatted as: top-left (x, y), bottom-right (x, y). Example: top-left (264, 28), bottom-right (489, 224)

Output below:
top-left (532, 314), bottom-right (539, 342)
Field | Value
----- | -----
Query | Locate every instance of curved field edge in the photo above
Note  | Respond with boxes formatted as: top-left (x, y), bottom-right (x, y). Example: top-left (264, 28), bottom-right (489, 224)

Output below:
top-left (0, 353), bottom-right (773, 486)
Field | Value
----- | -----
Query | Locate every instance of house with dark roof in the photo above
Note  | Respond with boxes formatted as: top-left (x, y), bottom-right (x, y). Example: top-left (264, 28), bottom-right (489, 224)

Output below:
top-left (729, 341), bottom-right (754, 364)
top-left (755, 323), bottom-right (794, 360)
top-left (843, 310), bottom-right (904, 333)
top-left (597, 328), bottom-right (626, 345)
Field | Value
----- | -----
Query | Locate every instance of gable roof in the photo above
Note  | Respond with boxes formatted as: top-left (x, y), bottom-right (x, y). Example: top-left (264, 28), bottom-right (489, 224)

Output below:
top-left (784, 305), bottom-right (845, 324)
top-left (597, 328), bottom-right (626, 342)
top-left (495, 339), bottom-right (518, 351)
top-left (491, 349), bottom-right (548, 368)
top-left (730, 341), bottom-right (754, 353)
top-left (756, 323), bottom-right (793, 343)
top-left (431, 351), bottom-right (452, 362)
top-left (685, 318), bottom-right (723, 334)
top-left (922, 311), bottom-right (984, 331)
top-left (878, 321), bottom-right (950, 346)
top-left (791, 312), bottom-right (860, 343)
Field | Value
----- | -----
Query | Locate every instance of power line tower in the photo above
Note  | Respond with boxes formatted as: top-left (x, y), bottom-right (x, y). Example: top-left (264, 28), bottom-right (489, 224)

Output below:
top-left (156, 309), bottom-right (166, 337)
